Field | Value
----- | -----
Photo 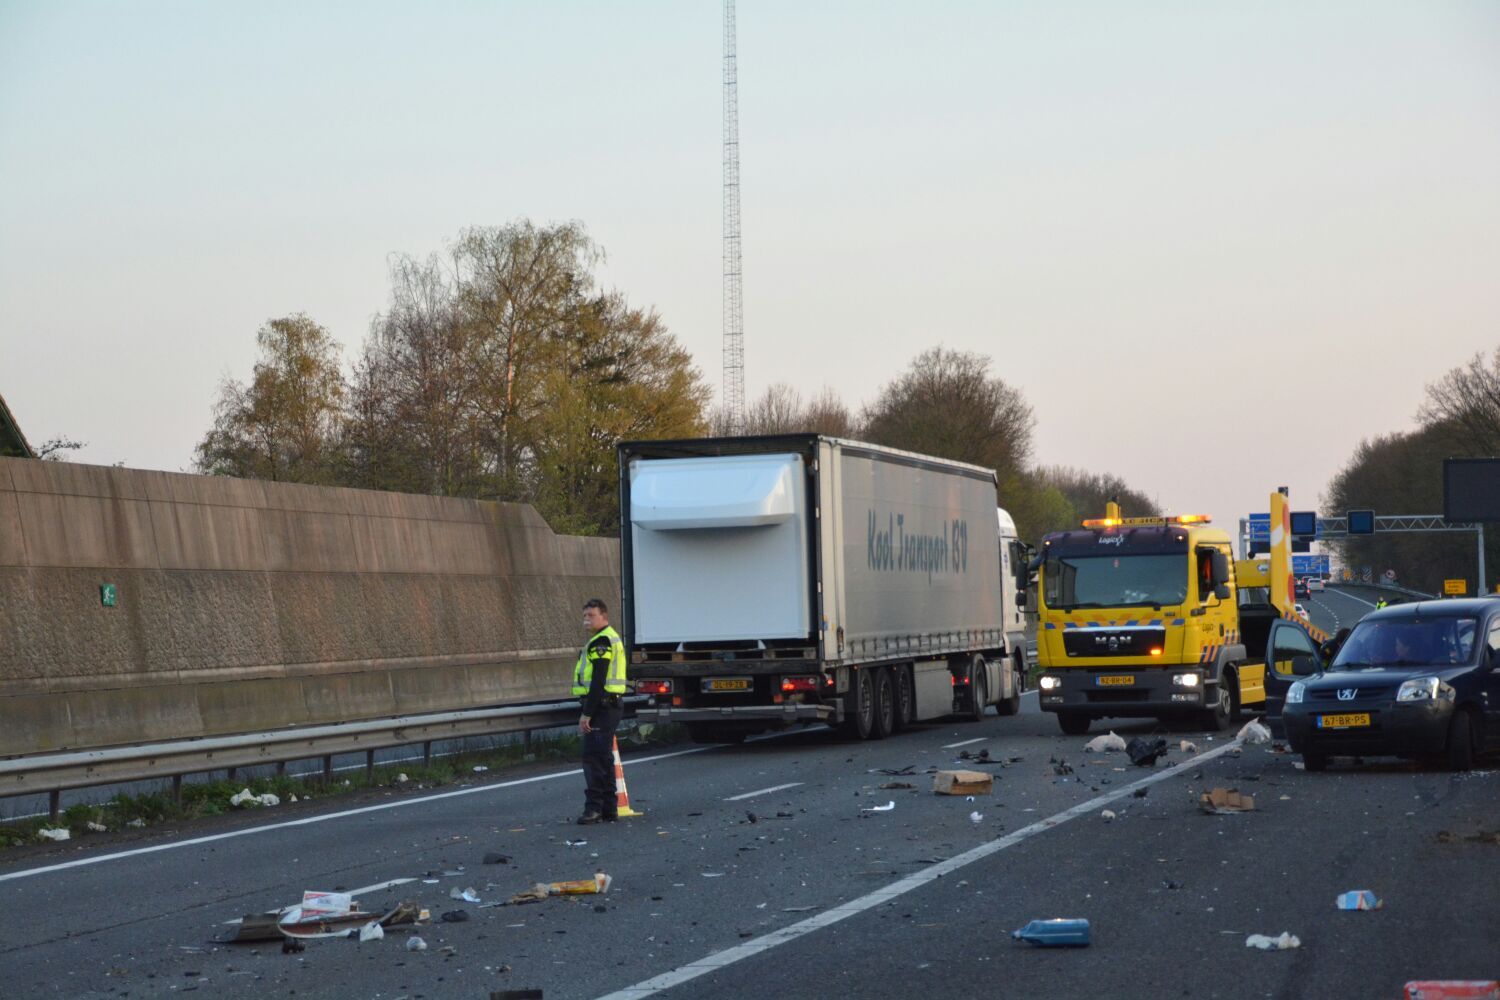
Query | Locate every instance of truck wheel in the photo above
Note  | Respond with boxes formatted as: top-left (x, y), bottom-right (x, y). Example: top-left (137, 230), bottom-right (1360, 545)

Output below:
top-left (1446, 710), bottom-right (1476, 772)
top-left (871, 667), bottom-right (896, 740)
top-left (996, 655), bottom-right (1022, 716)
top-left (1057, 711), bottom-right (1090, 736)
top-left (1199, 682), bottom-right (1232, 732)
top-left (962, 657), bottom-right (987, 722)
top-left (891, 665), bottom-right (914, 733)
top-left (840, 668), bottom-right (876, 741)
top-left (1226, 668), bottom-right (1243, 723)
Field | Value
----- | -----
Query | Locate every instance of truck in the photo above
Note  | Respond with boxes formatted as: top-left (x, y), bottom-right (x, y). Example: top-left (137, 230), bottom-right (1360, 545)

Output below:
top-left (1034, 489), bottom-right (1328, 734)
top-left (618, 434), bottom-right (1031, 742)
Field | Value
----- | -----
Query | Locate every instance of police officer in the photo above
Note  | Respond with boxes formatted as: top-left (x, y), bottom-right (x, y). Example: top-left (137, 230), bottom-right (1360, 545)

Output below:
top-left (573, 598), bottom-right (627, 825)
top-left (1375, 598), bottom-right (1388, 610)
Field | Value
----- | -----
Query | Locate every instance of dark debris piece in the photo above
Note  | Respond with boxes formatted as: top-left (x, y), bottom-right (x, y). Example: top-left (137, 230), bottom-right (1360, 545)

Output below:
top-left (1126, 737), bottom-right (1168, 767)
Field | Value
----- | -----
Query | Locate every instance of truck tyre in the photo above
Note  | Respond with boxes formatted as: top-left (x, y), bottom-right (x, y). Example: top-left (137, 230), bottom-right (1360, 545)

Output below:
top-left (1226, 667), bottom-right (1243, 723)
top-left (840, 668), bottom-right (877, 741)
top-left (1446, 709), bottom-right (1475, 772)
top-left (891, 665), bottom-right (915, 733)
top-left (1199, 681), bottom-right (1232, 732)
top-left (686, 723), bottom-right (749, 744)
top-left (1057, 711), bottom-right (1090, 736)
top-left (962, 656), bottom-right (988, 722)
top-left (871, 667), bottom-right (896, 740)
top-left (996, 655), bottom-right (1022, 716)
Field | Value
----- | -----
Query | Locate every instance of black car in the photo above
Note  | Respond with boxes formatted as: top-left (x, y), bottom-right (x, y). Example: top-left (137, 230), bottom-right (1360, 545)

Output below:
top-left (1275, 600), bottom-right (1500, 771)
top-left (1294, 577), bottom-right (1311, 599)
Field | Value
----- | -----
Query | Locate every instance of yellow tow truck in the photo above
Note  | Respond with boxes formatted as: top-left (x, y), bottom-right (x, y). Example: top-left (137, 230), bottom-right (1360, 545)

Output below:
top-left (1035, 489), bottom-right (1327, 734)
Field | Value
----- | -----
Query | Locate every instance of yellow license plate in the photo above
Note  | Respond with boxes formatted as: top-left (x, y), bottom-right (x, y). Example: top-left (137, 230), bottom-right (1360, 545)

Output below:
top-left (1317, 713), bottom-right (1371, 729)
top-left (1095, 675), bottom-right (1135, 687)
top-left (705, 678), bottom-right (751, 692)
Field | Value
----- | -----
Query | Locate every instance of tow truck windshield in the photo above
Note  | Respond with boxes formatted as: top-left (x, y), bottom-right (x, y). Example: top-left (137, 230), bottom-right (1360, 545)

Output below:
top-left (1330, 617), bottom-right (1480, 670)
top-left (1044, 553), bottom-right (1187, 610)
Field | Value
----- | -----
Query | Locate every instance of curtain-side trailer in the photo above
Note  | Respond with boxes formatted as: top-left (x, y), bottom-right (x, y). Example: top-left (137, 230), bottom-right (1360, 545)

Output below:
top-left (619, 435), bottom-right (1030, 742)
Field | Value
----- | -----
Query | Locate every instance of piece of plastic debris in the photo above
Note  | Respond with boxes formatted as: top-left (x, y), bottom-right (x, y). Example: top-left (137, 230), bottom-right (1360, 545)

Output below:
top-left (359, 922), bottom-right (384, 942)
top-left (396, 773), bottom-right (409, 783)
top-left (229, 788), bottom-right (281, 808)
top-left (862, 801), bottom-right (896, 812)
top-left (1335, 890), bottom-right (1383, 911)
top-left (405, 936), bottom-right (427, 952)
top-left (1201, 788), bottom-right (1256, 814)
top-left (1237, 720), bottom-right (1272, 745)
top-left (1126, 737), bottom-right (1168, 766)
top-left (565, 839), bottom-right (587, 847)
top-left (289, 795), bottom-right (298, 803)
top-left (550, 872), bottom-right (612, 895)
top-left (449, 887), bottom-right (481, 903)
top-left (969, 811), bottom-right (983, 823)
top-left (301, 891), bottom-right (353, 917)
top-left (1012, 918), bottom-right (1091, 947)
top-left (1403, 982), bottom-right (1500, 1000)
top-left (274, 901), bottom-right (423, 941)
top-left (1101, 810), bottom-right (1116, 822)
top-left (126, 818), bottom-right (145, 828)
top-left (1084, 732), bottom-right (1127, 753)
top-left (86, 821), bottom-right (107, 833)
top-left (701, 872), bottom-right (725, 877)
top-left (440, 910), bottom-right (470, 923)
top-left (1245, 931), bottom-right (1300, 950)
top-left (473, 765), bottom-right (489, 773)
top-left (36, 827), bottom-right (70, 842)
top-left (1180, 740), bottom-right (1198, 753)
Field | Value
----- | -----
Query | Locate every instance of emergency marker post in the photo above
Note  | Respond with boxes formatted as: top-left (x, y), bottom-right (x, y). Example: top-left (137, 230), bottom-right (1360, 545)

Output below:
top-left (611, 736), bottom-right (643, 817)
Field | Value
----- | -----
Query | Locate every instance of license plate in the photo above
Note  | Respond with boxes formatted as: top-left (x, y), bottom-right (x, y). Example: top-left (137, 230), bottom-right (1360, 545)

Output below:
top-left (704, 678), bottom-right (751, 692)
top-left (1095, 675), bottom-right (1135, 687)
top-left (1317, 713), bottom-right (1371, 729)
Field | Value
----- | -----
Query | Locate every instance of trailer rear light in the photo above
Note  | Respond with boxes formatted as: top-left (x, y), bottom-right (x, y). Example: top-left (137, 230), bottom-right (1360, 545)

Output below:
top-left (951, 675), bottom-right (971, 686)
top-left (823, 674), bottom-right (834, 686)
top-left (780, 676), bottom-right (819, 693)
top-left (638, 679), bottom-right (673, 696)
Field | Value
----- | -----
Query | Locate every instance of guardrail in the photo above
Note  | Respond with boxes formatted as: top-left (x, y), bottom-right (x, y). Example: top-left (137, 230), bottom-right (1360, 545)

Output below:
top-left (0, 697), bottom-right (644, 822)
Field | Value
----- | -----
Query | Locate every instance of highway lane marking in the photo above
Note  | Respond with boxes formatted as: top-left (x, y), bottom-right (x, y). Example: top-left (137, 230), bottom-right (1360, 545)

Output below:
top-left (1335, 590), bottom-right (1378, 608)
top-left (594, 738), bottom-right (1247, 1000)
top-left (941, 737), bottom-right (987, 749)
top-left (221, 876), bottom-right (418, 924)
top-left (0, 745), bottom-right (716, 885)
top-left (724, 782), bottom-right (803, 802)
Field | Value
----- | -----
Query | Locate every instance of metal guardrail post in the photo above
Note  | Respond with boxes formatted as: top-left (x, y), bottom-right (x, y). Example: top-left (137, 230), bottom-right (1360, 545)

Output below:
top-left (48, 790), bottom-right (59, 822)
top-left (365, 750), bottom-right (376, 781)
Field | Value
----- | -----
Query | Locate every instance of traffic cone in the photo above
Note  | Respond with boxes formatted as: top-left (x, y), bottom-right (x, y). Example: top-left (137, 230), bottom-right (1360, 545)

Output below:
top-left (611, 736), bottom-right (643, 818)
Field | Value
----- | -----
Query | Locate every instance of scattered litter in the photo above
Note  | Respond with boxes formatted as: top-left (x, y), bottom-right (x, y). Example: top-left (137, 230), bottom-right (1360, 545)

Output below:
top-left (1404, 982), bottom-right (1500, 1000)
top-left (1126, 737), bottom-right (1168, 767)
top-left (396, 773), bottom-right (409, 783)
top-left (473, 765), bottom-right (489, 773)
top-left (1335, 890), bottom-right (1382, 911)
top-left (549, 873), bottom-right (612, 895)
top-left (745, 811), bottom-right (758, 824)
top-left (783, 905), bottom-right (819, 913)
top-left (1101, 810), bottom-right (1116, 822)
top-left (957, 748), bottom-right (992, 763)
top-left (1162, 880), bottom-right (1181, 890)
top-left (933, 770), bottom-right (993, 795)
top-left (863, 801), bottom-right (896, 813)
top-left (506, 885), bottom-right (550, 906)
top-left (281, 936), bottom-right (305, 954)
top-left (274, 901), bottom-right (424, 942)
top-left (1279, 794), bottom-right (1291, 801)
top-left (701, 872), bottom-right (725, 878)
top-left (877, 766), bottom-right (917, 776)
top-left (1245, 931), bottom-right (1300, 950)
top-left (1012, 918), bottom-right (1091, 947)
top-left (301, 891), bottom-right (353, 917)
top-left (1237, 720), bottom-right (1272, 745)
top-left (288, 794), bottom-right (298, 803)
top-left (86, 821), bottom-right (107, 833)
top-left (405, 936), bottom-right (427, 952)
top-left (1179, 740), bottom-right (1198, 753)
top-left (1084, 732), bottom-right (1127, 753)
top-left (1200, 788), bottom-right (1255, 814)
top-left (969, 811), bottom-right (983, 824)
top-left (229, 788), bottom-right (280, 808)
top-left (36, 827), bottom-right (71, 842)
top-left (1051, 758), bottom-right (1074, 776)
top-left (564, 840), bottom-right (588, 847)
top-left (879, 782), bottom-right (916, 790)
top-left (440, 910), bottom-right (470, 923)
top-left (484, 852), bottom-right (513, 865)
top-left (358, 922), bottom-right (384, 942)
top-left (126, 818), bottom-right (145, 828)
top-left (449, 887), bottom-right (481, 903)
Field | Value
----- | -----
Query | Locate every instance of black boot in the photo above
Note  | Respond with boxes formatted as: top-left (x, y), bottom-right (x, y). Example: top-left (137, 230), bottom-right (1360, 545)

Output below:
top-left (577, 812), bottom-right (603, 825)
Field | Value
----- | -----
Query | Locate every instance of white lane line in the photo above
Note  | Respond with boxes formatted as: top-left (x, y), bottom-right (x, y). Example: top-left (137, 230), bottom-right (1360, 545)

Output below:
top-left (1334, 589), bottom-right (1377, 608)
top-left (724, 782), bottom-right (803, 802)
top-left (594, 739), bottom-right (1247, 1000)
top-left (221, 876), bottom-right (418, 924)
top-left (941, 737), bottom-right (987, 749)
top-left (0, 745), bottom-right (715, 885)
top-left (1022, 688), bottom-right (1038, 697)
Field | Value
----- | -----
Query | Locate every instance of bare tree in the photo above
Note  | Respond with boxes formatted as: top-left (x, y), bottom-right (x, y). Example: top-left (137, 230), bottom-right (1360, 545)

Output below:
top-left (1418, 348), bottom-right (1500, 454)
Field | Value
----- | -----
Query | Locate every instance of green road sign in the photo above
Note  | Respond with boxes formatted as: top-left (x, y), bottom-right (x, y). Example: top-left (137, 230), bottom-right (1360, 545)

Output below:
top-left (100, 583), bottom-right (117, 607)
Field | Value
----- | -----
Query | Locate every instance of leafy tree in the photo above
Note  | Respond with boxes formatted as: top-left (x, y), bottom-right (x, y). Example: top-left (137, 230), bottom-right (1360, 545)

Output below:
top-left (1037, 466), bottom-right (1159, 522)
top-left (195, 314), bottom-right (345, 483)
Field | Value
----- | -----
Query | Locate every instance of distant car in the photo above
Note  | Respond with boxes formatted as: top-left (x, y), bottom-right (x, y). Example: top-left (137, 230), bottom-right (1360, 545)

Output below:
top-left (1294, 578), bottom-right (1311, 599)
top-left (1308, 578), bottom-right (1325, 592)
top-left (1295, 603), bottom-right (1310, 620)
top-left (1279, 600), bottom-right (1500, 771)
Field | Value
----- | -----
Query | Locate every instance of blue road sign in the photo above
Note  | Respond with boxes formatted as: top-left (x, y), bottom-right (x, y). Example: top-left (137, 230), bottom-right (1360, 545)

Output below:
top-left (1247, 513), bottom-right (1270, 543)
top-left (1292, 554), bottom-right (1330, 577)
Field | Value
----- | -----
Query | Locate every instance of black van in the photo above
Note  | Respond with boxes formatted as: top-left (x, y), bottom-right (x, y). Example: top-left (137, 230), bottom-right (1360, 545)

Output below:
top-left (1274, 599), bottom-right (1500, 771)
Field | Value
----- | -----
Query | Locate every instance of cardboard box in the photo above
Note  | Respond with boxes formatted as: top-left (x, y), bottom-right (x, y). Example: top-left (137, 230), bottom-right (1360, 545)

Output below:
top-left (1199, 788), bottom-right (1255, 814)
top-left (933, 770), bottom-right (993, 795)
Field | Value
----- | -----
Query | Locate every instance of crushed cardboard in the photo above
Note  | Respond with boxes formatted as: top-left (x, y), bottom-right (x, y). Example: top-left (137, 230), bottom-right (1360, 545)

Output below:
top-left (934, 770), bottom-right (993, 796)
top-left (1201, 788), bottom-right (1255, 814)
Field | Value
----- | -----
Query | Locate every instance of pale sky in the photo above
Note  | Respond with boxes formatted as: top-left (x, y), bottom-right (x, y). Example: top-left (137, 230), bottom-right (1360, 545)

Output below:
top-left (2, 1), bottom-right (1497, 532)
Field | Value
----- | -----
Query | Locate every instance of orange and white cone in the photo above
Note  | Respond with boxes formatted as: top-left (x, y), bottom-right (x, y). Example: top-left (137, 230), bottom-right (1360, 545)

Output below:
top-left (611, 736), bottom-right (642, 818)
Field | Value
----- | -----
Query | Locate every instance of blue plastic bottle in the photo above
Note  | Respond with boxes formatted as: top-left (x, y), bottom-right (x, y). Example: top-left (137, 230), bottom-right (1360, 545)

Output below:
top-left (1012, 918), bottom-right (1091, 947)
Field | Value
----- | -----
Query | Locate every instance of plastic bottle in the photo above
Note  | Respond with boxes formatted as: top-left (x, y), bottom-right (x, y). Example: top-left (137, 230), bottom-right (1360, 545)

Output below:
top-left (1011, 918), bottom-right (1091, 947)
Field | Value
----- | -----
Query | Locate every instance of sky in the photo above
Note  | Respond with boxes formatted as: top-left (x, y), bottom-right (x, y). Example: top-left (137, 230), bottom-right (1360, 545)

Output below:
top-left (2, 1), bottom-right (1498, 533)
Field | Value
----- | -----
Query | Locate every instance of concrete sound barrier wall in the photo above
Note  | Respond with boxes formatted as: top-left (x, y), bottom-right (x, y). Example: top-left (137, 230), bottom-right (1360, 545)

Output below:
top-left (0, 457), bottom-right (619, 757)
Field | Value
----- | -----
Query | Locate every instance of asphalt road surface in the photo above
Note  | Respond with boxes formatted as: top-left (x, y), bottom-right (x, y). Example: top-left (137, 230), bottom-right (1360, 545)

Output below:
top-left (2, 603), bottom-right (1495, 1000)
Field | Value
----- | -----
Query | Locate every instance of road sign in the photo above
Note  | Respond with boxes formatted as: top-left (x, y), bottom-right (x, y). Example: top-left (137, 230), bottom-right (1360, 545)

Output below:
top-left (1347, 509), bottom-right (1375, 534)
top-left (1290, 511), bottom-right (1318, 537)
top-left (1444, 578), bottom-right (1466, 596)
top-left (1292, 554), bottom-right (1330, 577)
top-left (100, 583), bottom-right (117, 607)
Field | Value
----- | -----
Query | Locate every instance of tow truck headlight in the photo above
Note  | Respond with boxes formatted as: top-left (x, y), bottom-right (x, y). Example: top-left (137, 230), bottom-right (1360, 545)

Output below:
top-left (1039, 675), bottom-right (1062, 691)
top-left (1397, 676), bottom-right (1442, 702)
top-left (1172, 672), bottom-right (1200, 688)
top-left (1286, 681), bottom-right (1305, 705)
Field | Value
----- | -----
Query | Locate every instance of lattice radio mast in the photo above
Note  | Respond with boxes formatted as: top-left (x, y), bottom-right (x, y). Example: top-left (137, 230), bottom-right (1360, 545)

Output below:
top-left (722, 0), bottom-right (745, 433)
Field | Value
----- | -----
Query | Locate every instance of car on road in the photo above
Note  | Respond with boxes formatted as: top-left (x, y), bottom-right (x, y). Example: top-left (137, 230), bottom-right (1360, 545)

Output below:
top-left (1308, 577), bottom-right (1325, 592)
top-left (1295, 603), bottom-right (1309, 620)
top-left (1294, 577), bottom-right (1311, 598)
top-left (1275, 599), bottom-right (1500, 771)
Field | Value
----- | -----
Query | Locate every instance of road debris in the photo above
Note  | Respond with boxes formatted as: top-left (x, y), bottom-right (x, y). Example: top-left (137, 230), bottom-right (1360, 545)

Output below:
top-left (276, 901), bottom-right (425, 942)
top-left (957, 748), bottom-right (992, 763)
top-left (473, 765), bottom-right (489, 773)
top-left (86, 821), bottom-right (107, 833)
top-left (1101, 810), bottom-right (1116, 822)
top-left (126, 818), bottom-right (145, 828)
top-left (1335, 890), bottom-right (1382, 911)
top-left (229, 788), bottom-right (281, 808)
top-left (405, 935), bottom-right (427, 952)
top-left (1179, 740), bottom-right (1198, 753)
top-left (1403, 982), bottom-right (1500, 999)
top-left (483, 852), bottom-right (513, 865)
top-left (1244, 931), bottom-right (1300, 950)
top-left (862, 801), bottom-right (896, 813)
top-left (1436, 829), bottom-right (1500, 845)
top-left (358, 922), bottom-right (384, 942)
top-left (396, 772), bottom-right (410, 783)
top-left (564, 840), bottom-right (588, 847)
top-left (449, 887), bottom-right (481, 903)
top-left (36, 827), bottom-right (70, 842)
top-left (440, 910), bottom-right (471, 923)
top-left (933, 770), bottom-right (993, 795)
top-left (879, 781), bottom-right (916, 790)
top-left (1126, 737), bottom-right (1168, 766)
top-left (1050, 756), bottom-right (1074, 775)
top-left (877, 765), bottom-right (917, 776)
top-left (1132, 787), bottom-right (1149, 798)
top-left (1200, 788), bottom-right (1255, 814)
top-left (1012, 918), bottom-right (1091, 947)
top-left (969, 811), bottom-right (984, 824)
top-left (1237, 720), bottom-right (1272, 745)
top-left (1084, 732), bottom-right (1127, 753)
top-left (300, 892), bottom-right (353, 917)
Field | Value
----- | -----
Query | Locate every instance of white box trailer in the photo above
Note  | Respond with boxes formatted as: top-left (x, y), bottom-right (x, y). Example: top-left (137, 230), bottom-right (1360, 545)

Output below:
top-left (619, 435), bottom-right (1031, 742)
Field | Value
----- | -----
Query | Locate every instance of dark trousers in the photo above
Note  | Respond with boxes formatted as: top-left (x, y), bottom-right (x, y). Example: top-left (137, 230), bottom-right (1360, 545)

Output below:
top-left (581, 703), bottom-right (622, 816)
